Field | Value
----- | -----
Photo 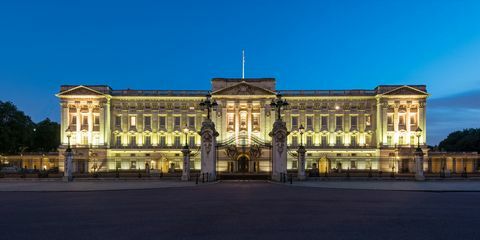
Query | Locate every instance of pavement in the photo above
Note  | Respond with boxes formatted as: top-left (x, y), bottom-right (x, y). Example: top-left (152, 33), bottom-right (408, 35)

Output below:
top-left (2, 178), bottom-right (480, 192)
top-left (1, 181), bottom-right (480, 240)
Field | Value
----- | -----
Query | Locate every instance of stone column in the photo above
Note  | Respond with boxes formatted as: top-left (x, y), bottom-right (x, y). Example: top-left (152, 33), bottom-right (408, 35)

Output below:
top-left (415, 148), bottom-right (425, 181)
top-left (181, 145), bottom-right (191, 181)
top-left (63, 148), bottom-right (73, 182)
top-left (200, 119), bottom-right (218, 180)
top-left (297, 145), bottom-right (306, 180)
top-left (270, 120), bottom-right (289, 181)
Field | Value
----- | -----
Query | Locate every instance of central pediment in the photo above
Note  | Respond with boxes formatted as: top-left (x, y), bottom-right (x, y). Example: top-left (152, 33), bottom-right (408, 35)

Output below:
top-left (211, 81), bottom-right (276, 96)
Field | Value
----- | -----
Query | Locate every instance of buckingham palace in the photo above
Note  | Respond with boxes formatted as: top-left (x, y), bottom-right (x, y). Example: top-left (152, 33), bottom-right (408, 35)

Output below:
top-left (54, 77), bottom-right (462, 178)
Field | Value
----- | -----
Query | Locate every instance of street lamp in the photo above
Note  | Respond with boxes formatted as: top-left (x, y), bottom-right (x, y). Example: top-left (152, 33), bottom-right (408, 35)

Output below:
top-left (199, 93), bottom-right (218, 120)
top-left (183, 125), bottom-right (189, 147)
top-left (270, 93), bottom-right (289, 121)
top-left (415, 127), bottom-right (422, 149)
top-left (66, 131), bottom-right (72, 150)
top-left (299, 124), bottom-right (305, 147)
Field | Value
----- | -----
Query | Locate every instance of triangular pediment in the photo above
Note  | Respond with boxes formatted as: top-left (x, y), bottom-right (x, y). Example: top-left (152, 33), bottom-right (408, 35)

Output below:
top-left (382, 86), bottom-right (428, 96)
top-left (211, 81), bottom-right (276, 95)
top-left (57, 85), bottom-right (106, 96)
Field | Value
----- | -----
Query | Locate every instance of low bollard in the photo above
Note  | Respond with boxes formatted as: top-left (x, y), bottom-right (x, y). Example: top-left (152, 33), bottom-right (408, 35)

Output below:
top-left (196, 173), bottom-right (199, 184)
top-left (290, 174), bottom-right (293, 184)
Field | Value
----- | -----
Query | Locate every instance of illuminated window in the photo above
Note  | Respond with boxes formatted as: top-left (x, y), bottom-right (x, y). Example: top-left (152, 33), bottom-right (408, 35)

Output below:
top-left (130, 161), bottom-right (136, 169)
top-left (410, 114), bottom-right (416, 125)
top-left (227, 113), bottom-right (234, 131)
top-left (82, 115), bottom-right (88, 125)
top-left (351, 135), bottom-right (357, 147)
top-left (252, 114), bottom-right (260, 131)
top-left (130, 116), bottom-right (136, 127)
top-left (410, 135), bottom-right (415, 145)
top-left (71, 115), bottom-right (77, 125)
top-left (240, 111), bottom-right (247, 131)
top-left (292, 160), bottom-right (298, 169)
top-left (399, 114), bottom-right (405, 125)
top-left (387, 135), bottom-right (393, 146)
top-left (365, 115), bottom-right (371, 126)
top-left (399, 135), bottom-right (404, 145)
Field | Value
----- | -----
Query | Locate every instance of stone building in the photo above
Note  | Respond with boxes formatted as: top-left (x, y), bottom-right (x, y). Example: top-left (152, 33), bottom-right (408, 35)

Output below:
top-left (56, 78), bottom-right (431, 174)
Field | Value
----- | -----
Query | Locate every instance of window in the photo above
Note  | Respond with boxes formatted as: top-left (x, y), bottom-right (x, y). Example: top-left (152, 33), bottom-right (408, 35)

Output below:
top-left (336, 135), bottom-right (343, 146)
top-left (387, 135), bottom-right (393, 146)
top-left (129, 136), bottom-right (136, 146)
top-left (115, 136), bottom-right (121, 146)
top-left (116, 160), bottom-right (121, 170)
top-left (115, 115), bottom-right (121, 127)
top-left (130, 161), bottom-right (137, 169)
top-left (174, 116), bottom-right (181, 129)
top-left (227, 113), bottom-right (235, 131)
top-left (306, 116), bottom-right (313, 129)
top-left (410, 114), bottom-right (416, 125)
top-left (159, 135), bottom-right (166, 146)
top-left (188, 116), bottom-right (195, 128)
top-left (144, 116), bottom-right (151, 128)
top-left (306, 135), bottom-right (313, 146)
top-left (321, 116), bottom-right (328, 129)
top-left (174, 136), bottom-right (181, 147)
top-left (291, 135), bottom-right (298, 146)
top-left (351, 116), bottom-right (357, 128)
top-left (292, 160), bottom-right (298, 169)
top-left (399, 114), bottom-right (405, 125)
top-left (351, 135), bottom-right (357, 147)
top-left (410, 135), bottom-right (415, 145)
top-left (321, 136), bottom-right (328, 147)
top-left (159, 116), bottom-right (166, 129)
top-left (94, 115), bottom-right (100, 125)
top-left (130, 116), bottom-right (136, 127)
top-left (336, 116), bottom-right (343, 129)
top-left (365, 115), bottom-right (371, 126)
top-left (145, 136), bottom-right (151, 146)
top-left (399, 136), bottom-right (404, 145)
top-left (387, 114), bottom-right (393, 125)
top-left (82, 115), bottom-right (88, 125)
top-left (252, 114), bottom-right (260, 131)
top-left (350, 161), bottom-right (356, 169)
top-left (71, 115), bottom-right (77, 125)
top-left (291, 116), bottom-right (298, 129)
top-left (82, 134), bottom-right (88, 145)
top-left (240, 111), bottom-right (247, 130)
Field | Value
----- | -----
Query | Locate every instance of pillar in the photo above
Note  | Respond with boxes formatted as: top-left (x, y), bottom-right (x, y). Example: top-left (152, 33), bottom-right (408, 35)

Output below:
top-left (63, 148), bottom-right (73, 182)
top-left (415, 148), bottom-right (425, 181)
top-left (270, 120), bottom-right (289, 181)
top-left (297, 145), bottom-right (306, 180)
top-left (181, 145), bottom-right (191, 181)
top-left (200, 119), bottom-right (218, 180)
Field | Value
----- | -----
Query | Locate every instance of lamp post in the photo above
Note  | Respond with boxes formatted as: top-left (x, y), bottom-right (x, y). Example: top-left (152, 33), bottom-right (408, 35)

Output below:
top-left (299, 124), bottom-right (305, 146)
top-left (414, 126), bottom-right (425, 181)
top-left (415, 127), bottom-right (422, 150)
top-left (64, 130), bottom-right (73, 182)
top-left (199, 93), bottom-right (218, 120)
top-left (270, 93), bottom-right (289, 121)
top-left (297, 124), bottom-right (306, 180)
top-left (181, 125), bottom-right (191, 181)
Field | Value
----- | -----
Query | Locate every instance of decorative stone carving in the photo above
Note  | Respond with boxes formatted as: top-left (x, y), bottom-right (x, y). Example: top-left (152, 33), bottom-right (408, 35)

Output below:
top-left (200, 119), bottom-right (218, 180)
top-left (297, 145), bottom-right (306, 180)
top-left (269, 119), bottom-right (289, 181)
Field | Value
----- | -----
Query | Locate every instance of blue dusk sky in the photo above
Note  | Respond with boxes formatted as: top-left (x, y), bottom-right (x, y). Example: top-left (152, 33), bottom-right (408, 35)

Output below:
top-left (1, 0), bottom-right (479, 145)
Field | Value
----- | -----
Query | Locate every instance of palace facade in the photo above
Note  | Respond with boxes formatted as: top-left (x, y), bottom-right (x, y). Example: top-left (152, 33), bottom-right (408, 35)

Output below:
top-left (57, 78), bottom-right (431, 174)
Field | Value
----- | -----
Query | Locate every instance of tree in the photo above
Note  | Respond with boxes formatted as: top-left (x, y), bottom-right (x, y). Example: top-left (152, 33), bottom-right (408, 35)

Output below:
top-left (438, 128), bottom-right (480, 153)
top-left (32, 118), bottom-right (60, 152)
top-left (0, 101), bottom-right (35, 154)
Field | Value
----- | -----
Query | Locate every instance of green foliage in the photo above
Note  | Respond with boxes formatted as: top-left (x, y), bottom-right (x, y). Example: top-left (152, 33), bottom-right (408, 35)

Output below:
top-left (0, 101), bottom-right (60, 154)
top-left (438, 128), bottom-right (480, 153)
top-left (0, 101), bottom-right (35, 154)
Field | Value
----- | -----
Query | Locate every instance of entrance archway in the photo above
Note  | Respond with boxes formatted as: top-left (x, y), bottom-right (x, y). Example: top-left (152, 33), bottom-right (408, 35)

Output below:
top-left (237, 154), bottom-right (249, 172)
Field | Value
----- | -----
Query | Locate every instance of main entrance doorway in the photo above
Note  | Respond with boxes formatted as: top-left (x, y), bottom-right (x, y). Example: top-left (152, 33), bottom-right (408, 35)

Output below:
top-left (237, 155), bottom-right (249, 172)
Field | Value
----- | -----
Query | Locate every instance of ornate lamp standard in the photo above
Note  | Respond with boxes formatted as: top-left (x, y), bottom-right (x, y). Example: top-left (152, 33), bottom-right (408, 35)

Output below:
top-left (182, 125), bottom-right (191, 181)
top-left (199, 93), bottom-right (218, 120)
top-left (297, 124), bottom-right (306, 180)
top-left (270, 93), bottom-right (289, 121)
top-left (63, 130), bottom-right (73, 182)
top-left (414, 126), bottom-right (425, 181)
